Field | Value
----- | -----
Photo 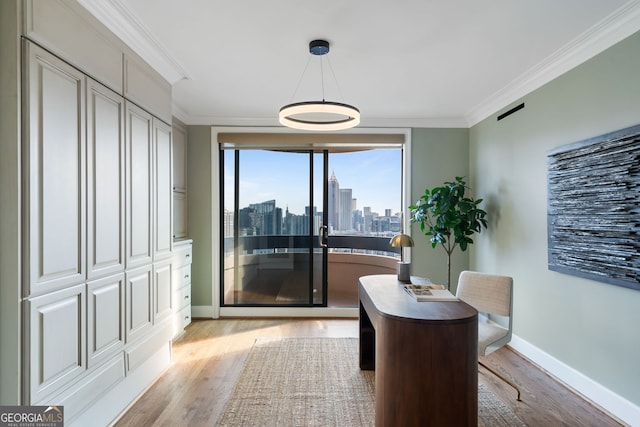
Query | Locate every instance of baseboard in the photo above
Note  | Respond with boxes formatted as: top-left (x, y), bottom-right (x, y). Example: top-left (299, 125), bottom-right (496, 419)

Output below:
top-left (192, 305), bottom-right (217, 319)
top-left (509, 334), bottom-right (639, 427)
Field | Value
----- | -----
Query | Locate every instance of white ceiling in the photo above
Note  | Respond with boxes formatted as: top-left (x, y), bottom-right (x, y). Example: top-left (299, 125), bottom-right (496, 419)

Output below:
top-left (78, 0), bottom-right (640, 127)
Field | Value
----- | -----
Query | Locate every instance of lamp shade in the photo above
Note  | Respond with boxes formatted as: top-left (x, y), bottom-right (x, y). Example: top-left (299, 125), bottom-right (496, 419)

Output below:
top-left (390, 233), bottom-right (414, 247)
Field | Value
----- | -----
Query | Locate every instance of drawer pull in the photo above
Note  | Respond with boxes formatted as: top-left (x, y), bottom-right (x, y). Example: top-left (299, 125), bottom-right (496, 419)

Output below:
top-left (185, 254), bottom-right (190, 258)
top-left (185, 315), bottom-right (190, 320)
top-left (184, 274), bottom-right (189, 279)
top-left (184, 295), bottom-right (190, 300)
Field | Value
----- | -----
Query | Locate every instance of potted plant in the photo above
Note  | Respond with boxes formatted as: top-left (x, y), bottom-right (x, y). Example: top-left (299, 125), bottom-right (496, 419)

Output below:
top-left (409, 176), bottom-right (488, 290)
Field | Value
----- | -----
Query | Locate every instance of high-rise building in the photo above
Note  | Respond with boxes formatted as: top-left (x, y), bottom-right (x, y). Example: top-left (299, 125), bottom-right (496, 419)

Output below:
top-left (353, 209), bottom-right (363, 232)
top-left (248, 200), bottom-right (281, 235)
top-left (339, 188), bottom-right (353, 231)
top-left (363, 206), bottom-right (373, 233)
top-left (223, 209), bottom-right (234, 238)
top-left (328, 171), bottom-right (339, 232)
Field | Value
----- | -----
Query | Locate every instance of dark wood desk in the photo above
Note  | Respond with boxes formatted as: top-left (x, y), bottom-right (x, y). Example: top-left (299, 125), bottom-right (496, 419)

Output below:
top-left (359, 274), bottom-right (478, 427)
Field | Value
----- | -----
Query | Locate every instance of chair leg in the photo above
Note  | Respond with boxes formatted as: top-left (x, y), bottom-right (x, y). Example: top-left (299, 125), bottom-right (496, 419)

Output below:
top-left (479, 360), bottom-right (522, 401)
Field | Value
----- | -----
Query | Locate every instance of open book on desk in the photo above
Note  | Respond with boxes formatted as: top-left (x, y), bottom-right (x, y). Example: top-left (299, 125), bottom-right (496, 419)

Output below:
top-left (402, 284), bottom-right (458, 302)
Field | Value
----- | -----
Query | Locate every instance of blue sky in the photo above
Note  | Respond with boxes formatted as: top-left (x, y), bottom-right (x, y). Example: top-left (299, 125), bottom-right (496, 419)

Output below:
top-left (224, 149), bottom-right (401, 216)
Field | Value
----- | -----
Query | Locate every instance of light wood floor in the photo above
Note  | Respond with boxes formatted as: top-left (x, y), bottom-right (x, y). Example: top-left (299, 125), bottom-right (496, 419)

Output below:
top-left (113, 318), bottom-right (626, 427)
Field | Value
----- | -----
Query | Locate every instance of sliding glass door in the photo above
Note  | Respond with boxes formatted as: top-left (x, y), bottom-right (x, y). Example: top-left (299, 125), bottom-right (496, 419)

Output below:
top-left (222, 149), bottom-right (327, 306)
top-left (220, 139), bottom-right (403, 308)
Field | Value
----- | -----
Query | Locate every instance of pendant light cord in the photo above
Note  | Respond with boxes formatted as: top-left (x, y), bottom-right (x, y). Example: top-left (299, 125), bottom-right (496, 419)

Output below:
top-left (288, 55), bottom-right (313, 104)
top-left (325, 55), bottom-right (346, 102)
top-left (287, 44), bottom-right (346, 105)
top-left (320, 56), bottom-right (325, 102)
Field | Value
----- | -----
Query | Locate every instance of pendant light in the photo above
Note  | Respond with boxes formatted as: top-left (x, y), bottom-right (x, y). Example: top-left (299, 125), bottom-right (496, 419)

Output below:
top-left (279, 40), bottom-right (360, 131)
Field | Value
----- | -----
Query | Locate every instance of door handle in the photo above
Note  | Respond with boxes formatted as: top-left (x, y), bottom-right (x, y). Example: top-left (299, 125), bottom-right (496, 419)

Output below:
top-left (318, 225), bottom-right (328, 248)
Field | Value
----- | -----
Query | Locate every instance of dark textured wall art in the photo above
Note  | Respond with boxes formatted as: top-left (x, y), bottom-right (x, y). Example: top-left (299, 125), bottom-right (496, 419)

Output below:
top-left (547, 124), bottom-right (640, 291)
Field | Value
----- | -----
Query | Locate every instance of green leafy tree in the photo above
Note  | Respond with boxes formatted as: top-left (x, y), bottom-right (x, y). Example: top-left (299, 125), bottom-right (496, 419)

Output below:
top-left (409, 176), bottom-right (488, 289)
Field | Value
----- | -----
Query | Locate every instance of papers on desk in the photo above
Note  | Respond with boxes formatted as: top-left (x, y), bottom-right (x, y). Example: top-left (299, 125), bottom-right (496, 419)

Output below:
top-left (402, 284), bottom-right (458, 302)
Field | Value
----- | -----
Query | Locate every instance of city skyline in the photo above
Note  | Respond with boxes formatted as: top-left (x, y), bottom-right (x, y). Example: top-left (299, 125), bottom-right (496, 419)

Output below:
top-left (224, 149), bottom-right (401, 217)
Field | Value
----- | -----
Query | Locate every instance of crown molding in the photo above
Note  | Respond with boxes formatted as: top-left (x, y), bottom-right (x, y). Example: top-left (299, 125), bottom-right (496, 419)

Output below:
top-left (465, 0), bottom-right (640, 127)
top-left (77, 0), bottom-right (190, 84)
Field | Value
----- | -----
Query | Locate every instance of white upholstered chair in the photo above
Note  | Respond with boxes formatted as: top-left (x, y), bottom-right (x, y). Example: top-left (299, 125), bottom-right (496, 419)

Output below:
top-left (456, 270), bottom-right (522, 400)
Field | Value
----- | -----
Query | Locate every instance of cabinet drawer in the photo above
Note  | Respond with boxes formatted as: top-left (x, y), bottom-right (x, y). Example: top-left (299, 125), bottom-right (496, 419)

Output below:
top-left (173, 284), bottom-right (191, 311)
top-left (173, 305), bottom-right (191, 336)
top-left (173, 245), bottom-right (192, 268)
top-left (179, 305), bottom-right (192, 329)
top-left (173, 264), bottom-right (191, 289)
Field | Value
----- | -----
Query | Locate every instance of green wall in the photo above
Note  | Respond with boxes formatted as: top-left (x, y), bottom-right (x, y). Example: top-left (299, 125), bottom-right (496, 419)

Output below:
top-left (187, 125), bottom-right (213, 306)
top-left (0, 0), bottom-right (22, 404)
top-left (409, 128), bottom-right (470, 288)
top-left (469, 30), bottom-right (640, 405)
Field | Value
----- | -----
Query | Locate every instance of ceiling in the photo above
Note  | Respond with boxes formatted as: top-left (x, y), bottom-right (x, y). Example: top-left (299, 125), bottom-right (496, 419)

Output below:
top-left (78, 0), bottom-right (640, 128)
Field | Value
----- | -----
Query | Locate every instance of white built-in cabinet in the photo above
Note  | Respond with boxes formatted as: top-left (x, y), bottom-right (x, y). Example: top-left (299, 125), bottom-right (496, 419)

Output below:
top-left (172, 240), bottom-right (193, 337)
top-left (125, 103), bottom-right (153, 269)
top-left (171, 119), bottom-right (191, 338)
top-left (23, 41), bottom-right (86, 298)
top-left (22, 34), bottom-right (174, 424)
top-left (87, 78), bottom-right (126, 280)
top-left (86, 273), bottom-right (125, 369)
top-left (27, 284), bottom-right (86, 403)
top-left (154, 120), bottom-right (173, 260)
top-left (154, 259), bottom-right (174, 323)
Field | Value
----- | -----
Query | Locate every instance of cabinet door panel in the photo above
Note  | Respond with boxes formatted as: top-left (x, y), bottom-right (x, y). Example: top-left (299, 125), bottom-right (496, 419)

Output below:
top-left (154, 260), bottom-right (172, 322)
top-left (154, 119), bottom-right (172, 260)
top-left (172, 119), bottom-right (186, 192)
top-left (27, 284), bottom-right (86, 402)
top-left (24, 41), bottom-right (85, 296)
top-left (125, 103), bottom-right (153, 269)
top-left (87, 274), bottom-right (125, 368)
top-left (173, 192), bottom-right (187, 240)
top-left (87, 79), bottom-right (125, 279)
top-left (125, 265), bottom-right (153, 343)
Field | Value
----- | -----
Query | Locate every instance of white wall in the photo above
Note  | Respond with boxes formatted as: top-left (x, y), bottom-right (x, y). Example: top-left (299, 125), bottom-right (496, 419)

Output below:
top-left (470, 29), bottom-right (640, 421)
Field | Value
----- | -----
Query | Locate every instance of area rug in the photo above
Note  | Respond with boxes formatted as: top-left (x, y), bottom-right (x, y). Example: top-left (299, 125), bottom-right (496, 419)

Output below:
top-left (216, 337), bottom-right (526, 427)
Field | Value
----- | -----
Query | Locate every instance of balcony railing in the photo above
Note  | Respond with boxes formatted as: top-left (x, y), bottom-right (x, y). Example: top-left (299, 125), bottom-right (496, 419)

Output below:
top-left (224, 235), bottom-right (401, 257)
top-left (222, 235), bottom-right (400, 307)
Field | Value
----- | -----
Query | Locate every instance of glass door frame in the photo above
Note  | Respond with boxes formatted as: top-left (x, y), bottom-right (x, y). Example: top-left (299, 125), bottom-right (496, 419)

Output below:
top-left (213, 126), bottom-right (411, 318)
top-left (222, 149), bottom-right (326, 307)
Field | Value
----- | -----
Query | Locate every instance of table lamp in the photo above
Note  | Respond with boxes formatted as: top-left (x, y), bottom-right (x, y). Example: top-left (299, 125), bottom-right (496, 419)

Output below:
top-left (389, 233), bottom-right (414, 283)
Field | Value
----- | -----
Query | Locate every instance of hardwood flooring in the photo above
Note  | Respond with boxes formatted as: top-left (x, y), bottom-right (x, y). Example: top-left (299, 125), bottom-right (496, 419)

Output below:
top-left (113, 318), bottom-right (626, 427)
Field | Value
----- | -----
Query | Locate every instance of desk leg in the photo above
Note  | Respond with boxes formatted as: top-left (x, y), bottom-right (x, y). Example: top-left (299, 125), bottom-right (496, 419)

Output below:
top-left (359, 302), bottom-right (375, 370)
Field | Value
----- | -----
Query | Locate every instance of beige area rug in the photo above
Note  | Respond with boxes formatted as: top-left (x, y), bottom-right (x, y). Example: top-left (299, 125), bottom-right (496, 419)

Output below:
top-left (216, 337), bottom-right (526, 427)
